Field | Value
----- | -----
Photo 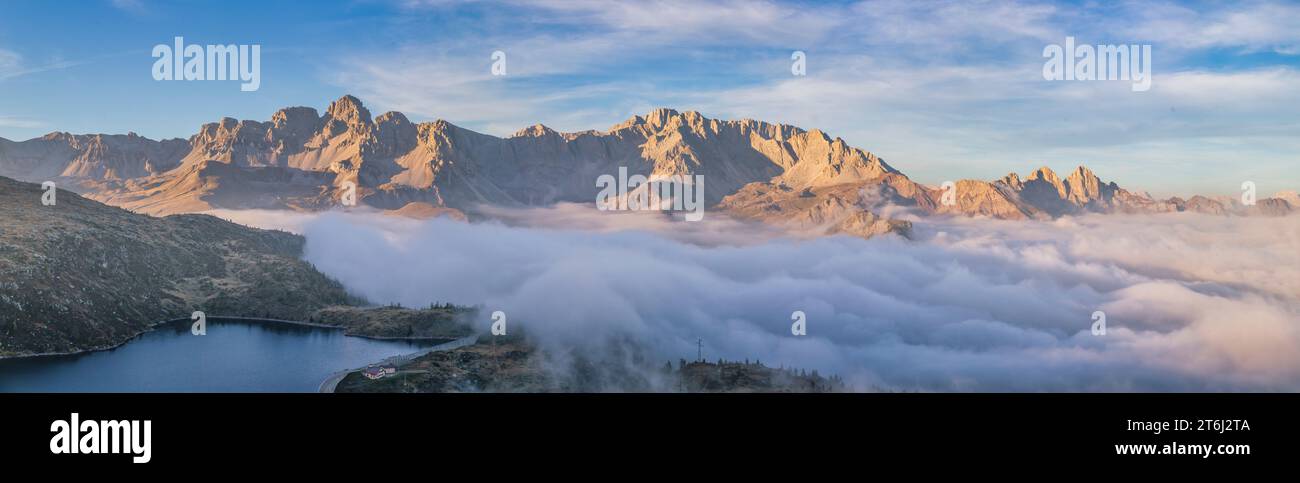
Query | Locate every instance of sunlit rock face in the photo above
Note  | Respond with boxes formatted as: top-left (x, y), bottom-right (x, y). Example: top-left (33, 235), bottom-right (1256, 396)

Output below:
top-left (1, 95), bottom-right (1291, 240)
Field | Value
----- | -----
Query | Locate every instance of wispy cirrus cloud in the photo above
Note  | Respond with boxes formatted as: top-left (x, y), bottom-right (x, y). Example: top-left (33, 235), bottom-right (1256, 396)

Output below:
top-left (0, 49), bottom-right (24, 80)
top-left (849, 0), bottom-right (1062, 47)
top-left (330, 44), bottom-right (648, 135)
top-left (0, 116), bottom-right (46, 129)
top-left (0, 47), bottom-right (88, 82)
top-left (515, 0), bottom-right (845, 46)
top-left (1120, 0), bottom-right (1300, 55)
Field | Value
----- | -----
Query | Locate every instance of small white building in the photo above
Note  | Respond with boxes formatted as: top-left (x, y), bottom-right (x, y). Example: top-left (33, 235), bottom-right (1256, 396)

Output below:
top-left (363, 366), bottom-right (397, 379)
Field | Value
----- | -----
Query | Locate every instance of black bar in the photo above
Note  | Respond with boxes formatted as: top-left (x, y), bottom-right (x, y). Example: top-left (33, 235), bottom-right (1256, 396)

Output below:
top-left (1, 393), bottom-right (1291, 471)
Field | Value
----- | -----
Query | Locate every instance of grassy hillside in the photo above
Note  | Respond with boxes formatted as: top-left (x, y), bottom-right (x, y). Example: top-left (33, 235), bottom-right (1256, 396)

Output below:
top-left (0, 175), bottom-right (362, 356)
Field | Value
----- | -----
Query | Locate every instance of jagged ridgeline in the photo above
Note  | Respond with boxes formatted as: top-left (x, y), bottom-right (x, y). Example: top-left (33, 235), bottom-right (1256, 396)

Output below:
top-left (0, 95), bottom-right (1294, 242)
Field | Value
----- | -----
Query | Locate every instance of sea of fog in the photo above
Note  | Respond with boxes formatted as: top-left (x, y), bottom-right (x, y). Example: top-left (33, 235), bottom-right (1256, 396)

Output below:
top-left (207, 206), bottom-right (1300, 392)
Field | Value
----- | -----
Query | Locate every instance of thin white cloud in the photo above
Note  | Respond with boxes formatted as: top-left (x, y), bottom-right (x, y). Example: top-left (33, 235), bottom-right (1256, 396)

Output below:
top-left (331, 45), bottom-right (643, 135)
top-left (849, 0), bottom-right (1061, 45)
top-left (401, 0), bottom-right (847, 46)
top-left (0, 47), bottom-right (87, 82)
top-left (518, 0), bottom-right (844, 46)
top-left (0, 116), bottom-right (46, 129)
top-left (0, 49), bottom-right (23, 80)
top-left (1125, 0), bottom-right (1300, 54)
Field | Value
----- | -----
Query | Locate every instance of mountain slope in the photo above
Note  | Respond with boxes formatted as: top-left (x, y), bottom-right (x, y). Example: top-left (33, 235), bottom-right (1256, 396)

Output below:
top-left (0, 175), bottom-right (360, 357)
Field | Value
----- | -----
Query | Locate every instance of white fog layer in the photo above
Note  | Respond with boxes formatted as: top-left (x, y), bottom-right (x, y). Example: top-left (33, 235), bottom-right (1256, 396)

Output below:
top-left (210, 208), bottom-right (1300, 391)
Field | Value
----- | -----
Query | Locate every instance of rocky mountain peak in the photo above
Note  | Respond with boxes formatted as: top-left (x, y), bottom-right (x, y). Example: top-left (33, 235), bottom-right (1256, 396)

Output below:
top-left (1063, 165), bottom-right (1105, 205)
top-left (1027, 166), bottom-right (1060, 184)
top-left (611, 108), bottom-right (696, 132)
top-left (643, 107), bottom-right (682, 127)
top-left (371, 111), bottom-right (418, 157)
top-left (376, 111), bottom-right (411, 126)
top-left (512, 123), bottom-right (558, 138)
top-left (1063, 165), bottom-right (1100, 188)
top-left (272, 106), bottom-right (320, 126)
top-left (325, 95), bottom-right (372, 127)
top-left (1274, 190), bottom-right (1300, 207)
top-left (999, 172), bottom-right (1024, 189)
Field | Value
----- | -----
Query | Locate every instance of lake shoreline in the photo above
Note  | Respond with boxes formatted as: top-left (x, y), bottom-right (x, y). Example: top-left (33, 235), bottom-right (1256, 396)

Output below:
top-left (0, 316), bottom-right (451, 393)
top-left (0, 316), bottom-right (453, 362)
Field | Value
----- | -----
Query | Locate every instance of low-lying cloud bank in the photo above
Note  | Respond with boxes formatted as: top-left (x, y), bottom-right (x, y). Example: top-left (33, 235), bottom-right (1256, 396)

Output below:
top-left (215, 207), bottom-right (1300, 391)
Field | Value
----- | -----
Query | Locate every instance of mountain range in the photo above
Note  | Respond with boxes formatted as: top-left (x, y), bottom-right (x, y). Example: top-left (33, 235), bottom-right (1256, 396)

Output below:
top-left (1, 95), bottom-right (1293, 239)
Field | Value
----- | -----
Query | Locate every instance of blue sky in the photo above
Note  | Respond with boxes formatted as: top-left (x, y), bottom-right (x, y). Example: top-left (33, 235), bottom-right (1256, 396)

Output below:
top-left (1, 0), bottom-right (1298, 197)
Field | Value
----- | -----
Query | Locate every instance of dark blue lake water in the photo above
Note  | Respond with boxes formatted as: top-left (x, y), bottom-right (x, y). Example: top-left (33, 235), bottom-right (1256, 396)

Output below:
top-left (0, 319), bottom-right (430, 392)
